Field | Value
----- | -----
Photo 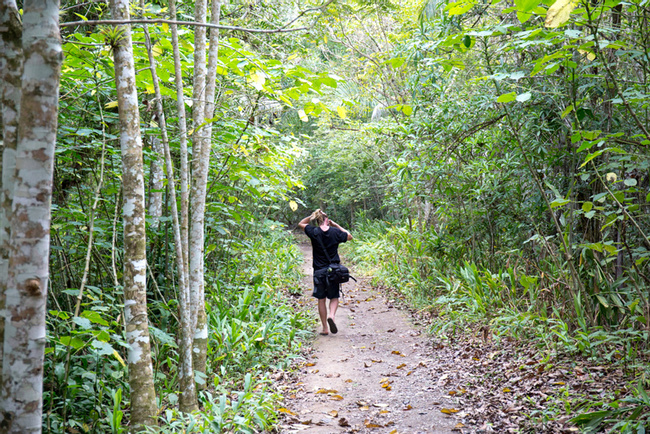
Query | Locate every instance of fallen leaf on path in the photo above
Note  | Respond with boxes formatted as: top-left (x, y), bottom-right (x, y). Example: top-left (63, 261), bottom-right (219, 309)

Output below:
top-left (356, 400), bottom-right (369, 407)
top-left (441, 408), bottom-right (460, 414)
top-left (452, 422), bottom-right (465, 431)
top-left (364, 419), bottom-right (383, 428)
top-left (380, 410), bottom-right (390, 414)
top-left (316, 389), bottom-right (337, 394)
top-left (396, 363), bottom-right (406, 369)
top-left (389, 430), bottom-right (398, 434)
top-left (338, 418), bottom-right (350, 427)
top-left (278, 408), bottom-right (297, 416)
top-left (387, 329), bottom-right (395, 332)
top-left (360, 405), bottom-right (370, 411)
top-left (403, 405), bottom-right (412, 410)
top-left (310, 369), bottom-right (319, 374)
top-left (364, 361), bottom-right (372, 368)
top-left (345, 379), bottom-right (353, 383)
top-left (407, 371), bottom-right (413, 376)
top-left (306, 362), bottom-right (316, 367)
top-left (330, 395), bottom-right (344, 401)
top-left (301, 419), bottom-right (312, 425)
top-left (328, 410), bottom-right (338, 417)
top-left (373, 403), bottom-right (389, 407)
top-left (372, 359), bottom-right (382, 363)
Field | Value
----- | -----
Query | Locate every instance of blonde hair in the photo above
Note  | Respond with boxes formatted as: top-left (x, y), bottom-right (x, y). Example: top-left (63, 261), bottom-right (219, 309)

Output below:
top-left (309, 209), bottom-right (327, 227)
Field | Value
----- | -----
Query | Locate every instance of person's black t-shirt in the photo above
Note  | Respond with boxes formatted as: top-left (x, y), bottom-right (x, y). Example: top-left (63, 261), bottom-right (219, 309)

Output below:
top-left (304, 225), bottom-right (348, 270)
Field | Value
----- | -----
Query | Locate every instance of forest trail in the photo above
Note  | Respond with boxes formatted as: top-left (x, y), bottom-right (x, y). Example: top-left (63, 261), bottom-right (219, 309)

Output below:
top-left (279, 239), bottom-right (459, 433)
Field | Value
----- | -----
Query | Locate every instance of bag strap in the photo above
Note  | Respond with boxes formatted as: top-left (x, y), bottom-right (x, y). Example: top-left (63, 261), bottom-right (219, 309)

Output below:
top-left (315, 229), bottom-right (333, 264)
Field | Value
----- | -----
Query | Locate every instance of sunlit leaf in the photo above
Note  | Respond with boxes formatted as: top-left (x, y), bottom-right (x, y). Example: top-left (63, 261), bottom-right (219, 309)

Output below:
top-left (289, 200), bottom-right (298, 211)
top-left (330, 395), bottom-right (344, 400)
top-left (298, 109), bottom-right (309, 122)
top-left (545, 0), bottom-right (578, 28)
top-left (516, 92), bottom-right (532, 102)
top-left (113, 350), bottom-right (126, 367)
top-left (446, 0), bottom-right (476, 15)
top-left (441, 408), bottom-right (460, 414)
top-left (337, 106), bottom-right (347, 119)
top-left (497, 92), bottom-right (517, 103)
top-left (278, 407), bottom-right (297, 416)
top-left (364, 419), bottom-right (384, 428)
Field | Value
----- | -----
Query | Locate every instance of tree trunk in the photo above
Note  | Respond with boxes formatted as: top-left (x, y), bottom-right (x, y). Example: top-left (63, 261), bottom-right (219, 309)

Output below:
top-left (0, 0), bottom-right (22, 397)
top-left (142, 16), bottom-right (198, 413)
top-left (192, 0), bottom-right (222, 380)
top-left (147, 137), bottom-right (164, 229)
top-left (189, 0), bottom-right (208, 376)
top-left (1, 0), bottom-right (60, 431)
top-left (109, 0), bottom-right (157, 426)
top-left (168, 0), bottom-right (190, 275)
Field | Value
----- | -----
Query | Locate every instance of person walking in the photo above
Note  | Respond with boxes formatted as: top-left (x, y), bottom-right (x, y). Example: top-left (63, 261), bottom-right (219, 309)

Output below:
top-left (298, 209), bottom-right (353, 335)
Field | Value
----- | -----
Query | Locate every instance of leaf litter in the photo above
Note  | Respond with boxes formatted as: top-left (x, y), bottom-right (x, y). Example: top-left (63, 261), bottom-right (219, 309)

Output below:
top-left (274, 242), bottom-right (636, 432)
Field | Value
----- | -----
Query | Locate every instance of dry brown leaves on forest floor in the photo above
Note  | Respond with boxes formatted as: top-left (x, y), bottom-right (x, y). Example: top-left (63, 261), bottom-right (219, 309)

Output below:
top-left (277, 242), bottom-right (638, 433)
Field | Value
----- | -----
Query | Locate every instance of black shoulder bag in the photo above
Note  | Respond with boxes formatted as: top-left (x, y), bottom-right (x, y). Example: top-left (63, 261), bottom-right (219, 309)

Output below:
top-left (315, 231), bottom-right (357, 285)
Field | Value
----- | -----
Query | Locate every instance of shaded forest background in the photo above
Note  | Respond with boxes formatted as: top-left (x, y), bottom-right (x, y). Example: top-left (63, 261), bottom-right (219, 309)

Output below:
top-left (1, 0), bottom-right (650, 430)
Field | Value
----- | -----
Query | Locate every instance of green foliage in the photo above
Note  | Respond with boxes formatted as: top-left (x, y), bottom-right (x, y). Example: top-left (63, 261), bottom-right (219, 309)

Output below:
top-left (572, 382), bottom-right (650, 433)
top-left (146, 380), bottom-right (279, 433)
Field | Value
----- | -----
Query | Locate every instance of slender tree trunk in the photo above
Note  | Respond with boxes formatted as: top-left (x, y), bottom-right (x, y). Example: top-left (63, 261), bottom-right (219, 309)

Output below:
top-left (109, 0), bottom-right (157, 426)
top-left (189, 0), bottom-right (208, 374)
top-left (142, 16), bottom-right (198, 413)
top-left (168, 0), bottom-right (190, 274)
top-left (0, 0), bottom-right (22, 398)
top-left (192, 0), bottom-right (222, 379)
top-left (147, 137), bottom-right (164, 229)
top-left (1, 0), bottom-right (60, 431)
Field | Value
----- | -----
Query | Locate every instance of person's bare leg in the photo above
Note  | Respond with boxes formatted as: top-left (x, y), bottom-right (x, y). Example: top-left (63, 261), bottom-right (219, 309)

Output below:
top-left (318, 298), bottom-right (329, 334)
top-left (328, 298), bottom-right (339, 321)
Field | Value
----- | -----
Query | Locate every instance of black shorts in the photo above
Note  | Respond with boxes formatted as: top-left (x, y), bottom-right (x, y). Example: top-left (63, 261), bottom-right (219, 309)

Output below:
top-left (312, 269), bottom-right (340, 299)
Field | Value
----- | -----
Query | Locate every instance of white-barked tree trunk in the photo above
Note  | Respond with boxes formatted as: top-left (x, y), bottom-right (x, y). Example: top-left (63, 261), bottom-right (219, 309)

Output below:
top-left (109, 0), bottom-right (157, 426)
top-left (1, 0), bottom-right (61, 430)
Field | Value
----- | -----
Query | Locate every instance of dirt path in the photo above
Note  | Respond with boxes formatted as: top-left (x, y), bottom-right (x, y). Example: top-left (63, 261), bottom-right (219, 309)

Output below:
top-left (279, 242), bottom-right (459, 434)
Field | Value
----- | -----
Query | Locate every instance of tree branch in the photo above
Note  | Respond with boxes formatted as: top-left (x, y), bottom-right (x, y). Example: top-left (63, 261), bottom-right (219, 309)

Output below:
top-left (60, 0), bottom-right (334, 34)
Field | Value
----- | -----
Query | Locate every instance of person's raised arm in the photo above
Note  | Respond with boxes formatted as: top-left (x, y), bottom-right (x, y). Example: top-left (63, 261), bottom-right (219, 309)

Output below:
top-left (329, 220), bottom-right (353, 241)
top-left (298, 215), bottom-right (311, 231)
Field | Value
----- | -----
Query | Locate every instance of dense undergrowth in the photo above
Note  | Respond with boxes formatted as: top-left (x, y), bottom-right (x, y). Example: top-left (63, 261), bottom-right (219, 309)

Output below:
top-left (45, 228), bottom-right (311, 433)
top-left (343, 219), bottom-right (650, 432)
